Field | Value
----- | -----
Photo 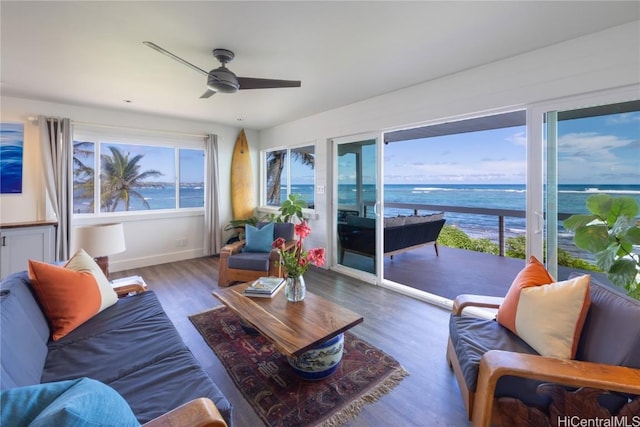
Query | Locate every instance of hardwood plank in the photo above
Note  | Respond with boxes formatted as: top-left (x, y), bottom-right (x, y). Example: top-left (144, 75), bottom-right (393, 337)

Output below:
top-left (113, 257), bottom-right (470, 427)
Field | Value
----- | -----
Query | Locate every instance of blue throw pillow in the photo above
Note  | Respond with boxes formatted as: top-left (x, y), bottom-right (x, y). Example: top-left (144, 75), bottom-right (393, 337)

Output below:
top-left (0, 378), bottom-right (140, 427)
top-left (243, 222), bottom-right (275, 253)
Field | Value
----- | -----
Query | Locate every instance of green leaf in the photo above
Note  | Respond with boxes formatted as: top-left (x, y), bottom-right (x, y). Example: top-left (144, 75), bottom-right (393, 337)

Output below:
top-left (563, 214), bottom-right (598, 231)
top-left (585, 194), bottom-right (612, 217)
top-left (608, 196), bottom-right (639, 223)
top-left (607, 258), bottom-right (638, 289)
top-left (595, 243), bottom-right (619, 272)
top-left (573, 224), bottom-right (610, 253)
top-left (623, 224), bottom-right (640, 245)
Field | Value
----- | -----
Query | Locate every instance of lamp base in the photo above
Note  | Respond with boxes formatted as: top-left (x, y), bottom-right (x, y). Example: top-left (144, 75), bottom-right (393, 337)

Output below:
top-left (94, 256), bottom-right (110, 279)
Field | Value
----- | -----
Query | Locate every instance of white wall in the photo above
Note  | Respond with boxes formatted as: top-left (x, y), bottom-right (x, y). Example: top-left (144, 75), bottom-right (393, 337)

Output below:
top-left (258, 21), bottom-right (640, 258)
top-left (0, 96), bottom-right (259, 271)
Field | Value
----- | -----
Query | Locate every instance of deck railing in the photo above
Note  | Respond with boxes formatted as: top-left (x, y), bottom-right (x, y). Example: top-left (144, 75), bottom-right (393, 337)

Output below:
top-left (361, 202), bottom-right (574, 257)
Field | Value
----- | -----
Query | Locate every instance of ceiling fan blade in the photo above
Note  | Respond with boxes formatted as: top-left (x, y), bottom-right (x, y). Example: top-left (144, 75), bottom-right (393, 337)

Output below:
top-left (143, 41), bottom-right (208, 77)
top-left (199, 89), bottom-right (216, 99)
top-left (237, 77), bottom-right (301, 90)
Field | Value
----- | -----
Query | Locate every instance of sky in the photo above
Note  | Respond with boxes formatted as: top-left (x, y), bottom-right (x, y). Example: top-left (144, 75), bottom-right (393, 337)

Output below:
top-left (339, 110), bottom-right (639, 185)
top-left (75, 143), bottom-right (204, 184)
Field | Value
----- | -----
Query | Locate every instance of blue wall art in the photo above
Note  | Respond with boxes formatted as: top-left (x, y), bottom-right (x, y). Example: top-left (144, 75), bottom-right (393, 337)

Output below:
top-left (0, 123), bottom-right (24, 194)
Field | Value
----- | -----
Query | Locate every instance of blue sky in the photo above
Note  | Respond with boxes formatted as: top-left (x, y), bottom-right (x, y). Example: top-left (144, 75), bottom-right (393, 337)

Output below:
top-left (75, 143), bottom-right (204, 183)
top-left (343, 110), bottom-right (639, 185)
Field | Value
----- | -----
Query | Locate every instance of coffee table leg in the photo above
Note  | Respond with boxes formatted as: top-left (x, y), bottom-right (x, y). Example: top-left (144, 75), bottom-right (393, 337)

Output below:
top-left (287, 333), bottom-right (344, 380)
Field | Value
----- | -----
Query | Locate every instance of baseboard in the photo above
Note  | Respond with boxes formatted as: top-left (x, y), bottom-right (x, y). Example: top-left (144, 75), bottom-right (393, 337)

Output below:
top-left (110, 249), bottom-right (205, 272)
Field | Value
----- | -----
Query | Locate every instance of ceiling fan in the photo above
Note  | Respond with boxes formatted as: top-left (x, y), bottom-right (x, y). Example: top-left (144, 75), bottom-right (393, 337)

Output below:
top-left (143, 41), bottom-right (301, 98)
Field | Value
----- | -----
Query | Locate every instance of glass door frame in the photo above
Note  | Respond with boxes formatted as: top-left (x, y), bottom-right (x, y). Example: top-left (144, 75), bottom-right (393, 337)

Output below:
top-left (527, 85), bottom-right (639, 275)
top-left (330, 132), bottom-right (384, 285)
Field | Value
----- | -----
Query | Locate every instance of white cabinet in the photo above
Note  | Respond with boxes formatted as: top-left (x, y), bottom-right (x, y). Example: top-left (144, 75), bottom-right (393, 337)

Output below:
top-left (0, 222), bottom-right (56, 279)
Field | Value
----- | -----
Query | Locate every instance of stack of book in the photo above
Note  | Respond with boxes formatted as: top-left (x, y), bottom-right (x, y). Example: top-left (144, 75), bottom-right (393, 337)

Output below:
top-left (243, 277), bottom-right (285, 298)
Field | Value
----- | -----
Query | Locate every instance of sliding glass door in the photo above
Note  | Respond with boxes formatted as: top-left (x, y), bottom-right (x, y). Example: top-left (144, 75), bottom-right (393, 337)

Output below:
top-left (543, 98), bottom-right (640, 279)
top-left (332, 134), bottom-right (382, 282)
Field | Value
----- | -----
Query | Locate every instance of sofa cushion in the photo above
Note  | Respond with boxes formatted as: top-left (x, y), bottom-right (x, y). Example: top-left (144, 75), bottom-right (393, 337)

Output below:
top-left (384, 216), bottom-right (406, 227)
top-left (65, 248), bottom-right (118, 311)
top-left (0, 378), bottom-right (139, 427)
top-left (448, 315), bottom-right (551, 406)
top-left (575, 275), bottom-right (640, 367)
top-left (497, 257), bottom-right (591, 359)
top-left (273, 222), bottom-right (294, 241)
top-left (243, 222), bottom-right (274, 252)
top-left (227, 252), bottom-right (271, 271)
top-left (28, 256), bottom-right (118, 341)
top-left (497, 256), bottom-right (555, 334)
top-left (42, 291), bottom-right (233, 425)
top-left (0, 272), bottom-right (50, 389)
top-left (514, 275), bottom-right (591, 359)
top-left (346, 215), bottom-right (375, 228)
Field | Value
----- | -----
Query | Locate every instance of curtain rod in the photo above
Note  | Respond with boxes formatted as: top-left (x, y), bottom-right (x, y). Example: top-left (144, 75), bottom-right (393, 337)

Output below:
top-left (71, 120), bottom-right (209, 139)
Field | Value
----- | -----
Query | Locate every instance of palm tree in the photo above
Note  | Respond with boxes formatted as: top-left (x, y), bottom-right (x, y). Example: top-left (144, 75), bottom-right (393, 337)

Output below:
top-left (266, 149), bottom-right (314, 205)
top-left (73, 141), bottom-right (96, 213)
top-left (100, 146), bottom-right (163, 212)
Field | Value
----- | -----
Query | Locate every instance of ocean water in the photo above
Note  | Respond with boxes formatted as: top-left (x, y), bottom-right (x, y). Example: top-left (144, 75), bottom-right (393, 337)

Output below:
top-left (292, 183), bottom-right (640, 253)
top-left (75, 182), bottom-right (639, 258)
top-left (73, 185), bottom-right (204, 213)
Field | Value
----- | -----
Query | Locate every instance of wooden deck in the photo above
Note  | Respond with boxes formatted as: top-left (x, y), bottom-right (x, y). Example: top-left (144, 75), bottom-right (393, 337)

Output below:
top-left (343, 245), bottom-right (608, 300)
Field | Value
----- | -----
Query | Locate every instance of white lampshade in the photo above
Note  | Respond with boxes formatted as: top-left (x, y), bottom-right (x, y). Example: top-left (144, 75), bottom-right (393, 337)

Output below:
top-left (74, 223), bottom-right (126, 258)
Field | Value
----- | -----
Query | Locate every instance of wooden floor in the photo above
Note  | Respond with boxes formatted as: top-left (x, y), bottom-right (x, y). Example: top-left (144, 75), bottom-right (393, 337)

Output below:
top-left (113, 257), bottom-right (471, 427)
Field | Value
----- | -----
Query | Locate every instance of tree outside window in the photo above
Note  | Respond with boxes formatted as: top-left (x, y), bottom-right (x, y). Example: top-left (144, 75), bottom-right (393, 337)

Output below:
top-left (265, 145), bottom-right (315, 208)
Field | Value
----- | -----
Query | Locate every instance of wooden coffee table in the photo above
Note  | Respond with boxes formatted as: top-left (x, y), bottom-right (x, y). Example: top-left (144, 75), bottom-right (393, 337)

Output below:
top-left (213, 282), bottom-right (363, 358)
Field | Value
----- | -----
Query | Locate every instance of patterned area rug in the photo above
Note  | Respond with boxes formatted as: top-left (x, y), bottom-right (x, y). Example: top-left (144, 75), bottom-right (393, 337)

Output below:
top-left (189, 306), bottom-right (409, 427)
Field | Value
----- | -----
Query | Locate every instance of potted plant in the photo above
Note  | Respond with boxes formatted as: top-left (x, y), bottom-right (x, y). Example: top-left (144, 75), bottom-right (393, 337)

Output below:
top-left (224, 194), bottom-right (308, 243)
top-left (563, 194), bottom-right (640, 300)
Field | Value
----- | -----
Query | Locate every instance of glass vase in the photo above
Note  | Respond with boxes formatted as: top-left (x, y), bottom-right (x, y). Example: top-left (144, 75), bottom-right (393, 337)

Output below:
top-left (285, 275), bottom-right (306, 302)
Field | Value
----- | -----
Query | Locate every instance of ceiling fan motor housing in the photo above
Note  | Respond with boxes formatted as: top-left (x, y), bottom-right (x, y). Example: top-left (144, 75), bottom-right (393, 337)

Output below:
top-left (207, 67), bottom-right (239, 93)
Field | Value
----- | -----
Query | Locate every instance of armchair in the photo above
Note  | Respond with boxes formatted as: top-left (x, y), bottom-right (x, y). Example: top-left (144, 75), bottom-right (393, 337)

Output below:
top-left (218, 222), bottom-right (295, 287)
top-left (446, 275), bottom-right (640, 427)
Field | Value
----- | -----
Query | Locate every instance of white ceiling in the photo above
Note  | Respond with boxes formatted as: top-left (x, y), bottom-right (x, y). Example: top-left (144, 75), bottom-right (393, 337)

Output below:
top-left (2, 1), bottom-right (639, 130)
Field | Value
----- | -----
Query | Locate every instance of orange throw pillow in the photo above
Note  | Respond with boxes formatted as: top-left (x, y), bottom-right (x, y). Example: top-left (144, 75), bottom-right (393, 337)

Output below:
top-left (497, 256), bottom-right (555, 334)
top-left (28, 260), bottom-right (103, 341)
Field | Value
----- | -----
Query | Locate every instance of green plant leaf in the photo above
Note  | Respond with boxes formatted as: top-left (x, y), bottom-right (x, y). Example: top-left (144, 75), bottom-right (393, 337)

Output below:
top-left (608, 196), bottom-right (639, 223)
top-left (607, 258), bottom-right (638, 289)
top-left (595, 243), bottom-right (619, 272)
top-left (585, 194), bottom-right (612, 217)
top-left (623, 224), bottom-right (640, 245)
top-left (573, 224), bottom-right (610, 253)
top-left (563, 214), bottom-right (598, 231)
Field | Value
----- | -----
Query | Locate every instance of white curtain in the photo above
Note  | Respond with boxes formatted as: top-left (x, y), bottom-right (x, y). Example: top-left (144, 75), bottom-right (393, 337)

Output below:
top-left (38, 116), bottom-right (72, 261)
top-left (204, 134), bottom-right (222, 255)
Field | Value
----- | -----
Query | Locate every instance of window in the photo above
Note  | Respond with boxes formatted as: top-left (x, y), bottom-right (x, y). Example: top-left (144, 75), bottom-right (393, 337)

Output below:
top-left (72, 128), bottom-right (205, 214)
top-left (264, 145), bottom-right (315, 208)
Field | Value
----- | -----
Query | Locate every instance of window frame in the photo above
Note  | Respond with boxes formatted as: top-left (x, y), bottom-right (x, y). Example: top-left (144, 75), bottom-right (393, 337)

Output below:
top-left (261, 143), bottom-right (316, 211)
top-left (72, 126), bottom-right (206, 217)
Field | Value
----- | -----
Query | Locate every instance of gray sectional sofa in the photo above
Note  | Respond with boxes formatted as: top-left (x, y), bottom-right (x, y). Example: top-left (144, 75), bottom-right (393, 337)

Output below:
top-left (337, 212), bottom-right (446, 264)
top-left (0, 271), bottom-right (232, 425)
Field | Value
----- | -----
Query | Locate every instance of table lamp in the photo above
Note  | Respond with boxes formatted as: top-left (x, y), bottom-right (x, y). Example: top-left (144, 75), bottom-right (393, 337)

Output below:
top-left (74, 223), bottom-right (126, 278)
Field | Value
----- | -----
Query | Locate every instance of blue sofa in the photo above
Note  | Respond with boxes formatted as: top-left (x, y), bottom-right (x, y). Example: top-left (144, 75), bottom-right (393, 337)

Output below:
top-left (0, 271), bottom-right (233, 426)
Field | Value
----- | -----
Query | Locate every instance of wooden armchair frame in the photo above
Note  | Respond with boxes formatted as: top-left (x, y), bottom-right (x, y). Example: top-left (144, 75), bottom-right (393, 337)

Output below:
top-left (142, 397), bottom-right (227, 427)
top-left (447, 294), bottom-right (640, 427)
top-left (218, 239), bottom-right (296, 287)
